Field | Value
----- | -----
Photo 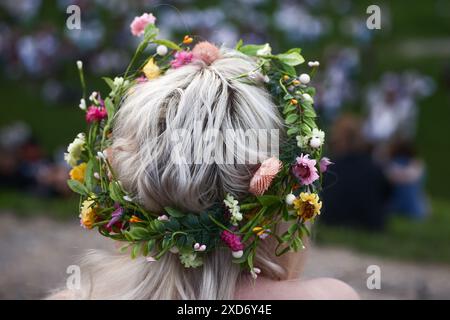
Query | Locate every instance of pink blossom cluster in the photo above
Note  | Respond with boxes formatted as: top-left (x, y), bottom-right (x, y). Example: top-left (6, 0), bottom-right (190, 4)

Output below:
top-left (86, 106), bottom-right (107, 123)
top-left (170, 51), bottom-right (193, 69)
top-left (130, 13), bottom-right (156, 37)
top-left (220, 230), bottom-right (244, 251)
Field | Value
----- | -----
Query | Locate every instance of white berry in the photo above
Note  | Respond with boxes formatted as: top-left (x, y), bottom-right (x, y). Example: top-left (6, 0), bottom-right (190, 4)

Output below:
top-left (299, 73), bottom-right (310, 84)
top-left (285, 193), bottom-right (296, 205)
top-left (232, 250), bottom-right (243, 258)
top-left (156, 45), bottom-right (168, 56)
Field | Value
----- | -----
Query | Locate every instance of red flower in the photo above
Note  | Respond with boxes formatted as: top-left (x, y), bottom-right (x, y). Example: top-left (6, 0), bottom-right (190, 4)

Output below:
top-left (86, 106), bottom-right (107, 123)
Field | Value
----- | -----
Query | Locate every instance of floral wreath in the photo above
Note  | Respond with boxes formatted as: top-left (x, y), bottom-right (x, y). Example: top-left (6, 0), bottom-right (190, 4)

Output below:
top-left (66, 13), bottom-right (332, 277)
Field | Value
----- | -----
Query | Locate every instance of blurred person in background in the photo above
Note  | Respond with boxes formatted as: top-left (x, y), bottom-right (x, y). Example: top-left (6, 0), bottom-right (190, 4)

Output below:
top-left (385, 139), bottom-right (429, 220)
top-left (321, 114), bottom-right (391, 230)
top-left (0, 122), bottom-right (70, 197)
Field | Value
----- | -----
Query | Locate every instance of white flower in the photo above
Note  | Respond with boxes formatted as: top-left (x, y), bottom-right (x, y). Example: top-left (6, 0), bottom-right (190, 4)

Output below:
top-left (157, 215), bottom-right (169, 221)
top-left (146, 256), bottom-right (156, 262)
top-left (224, 194), bottom-right (243, 226)
top-left (248, 70), bottom-right (258, 79)
top-left (296, 135), bottom-right (308, 149)
top-left (113, 77), bottom-right (124, 86)
top-left (97, 151), bottom-right (106, 160)
top-left (179, 253), bottom-right (203, 268)
top-left (299, 73), bottom-right (310, 84)
top-left (76, 60), bottom-right (83, 70)
top-left (308, 61), bottom-right (320, 67)
top-left (64, 133), bottom-right (85, 167)
top-left (263, 75), bottom-right (270, 83)
top-left (302, 93), bottom-right (314, 103)
top-left (232, 250), bottom-right (243, 258)
top-left (156, 45), bottom-right (168, 56)
top-left (251, 267), bottom-right (261, 279)
top-left (285, 193), bottom-right (296, 205)
top-left (123, 195), bottom-right (133, 202)
top-left (309, 128), bottom-right (325, 149)
top-left (194, 243), bottom-right (206, 252)
top-left (257, 43), bottom-right (272, 56)
top-left (78, 98), bottom-right (86, 110)
top-left (93, 172), bottom-right (100, 180)
top-left (89, 91), bottom-right (98, 102)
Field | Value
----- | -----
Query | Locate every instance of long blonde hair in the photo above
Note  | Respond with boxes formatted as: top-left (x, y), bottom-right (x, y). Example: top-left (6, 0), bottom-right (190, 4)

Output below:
top-left (67, 48), bottom-right (294, 299)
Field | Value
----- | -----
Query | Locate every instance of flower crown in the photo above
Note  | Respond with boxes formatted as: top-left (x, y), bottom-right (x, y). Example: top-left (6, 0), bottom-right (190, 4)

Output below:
top-left (66, 13), bottom-right (331, 277)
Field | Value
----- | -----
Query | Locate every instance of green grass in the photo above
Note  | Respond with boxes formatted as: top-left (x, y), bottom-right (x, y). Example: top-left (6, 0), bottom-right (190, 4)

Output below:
top-left (0, 190), bottom-right (78, 220)
top-left (315, 198), bottom-right (450, 264)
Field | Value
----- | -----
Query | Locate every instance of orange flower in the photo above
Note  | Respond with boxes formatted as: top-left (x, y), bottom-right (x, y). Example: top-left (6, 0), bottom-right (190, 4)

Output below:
top-left (290, 99), bottom-right (298, 105)
top-left (130, 215), bottom-right (144, 223)
top-left (249, 157), bottom-right (282, 196)
top-left (183, 35), bottom-right (193, 44)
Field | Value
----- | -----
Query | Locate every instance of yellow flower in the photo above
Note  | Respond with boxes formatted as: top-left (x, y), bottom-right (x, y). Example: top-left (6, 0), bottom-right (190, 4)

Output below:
top-left (183, 35), bottom-right (193, 44)
top-left (252, 226), bottom-right (265, 236)
top-left (143, 58), bottom-right (160, 80)
top-left (293, 192), bottom-right (322, 221)
top-left (69, 162), bottom-right (87, 183)
top-left (80, 199), bottom-right (97, 229)
top-left (130, 215), bottom-right (143, 223)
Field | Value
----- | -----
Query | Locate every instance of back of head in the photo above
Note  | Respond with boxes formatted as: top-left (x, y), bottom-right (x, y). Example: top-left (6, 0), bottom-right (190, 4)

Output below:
top-left (112, 49), bottom-right (282, 213)
top-left (78, 47), bottom-right (287, 299)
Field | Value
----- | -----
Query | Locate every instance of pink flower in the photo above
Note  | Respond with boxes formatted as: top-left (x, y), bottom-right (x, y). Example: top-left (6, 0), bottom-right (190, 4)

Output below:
top-left (170, 51), bottom-right (193, 69)
top-left (292, 154), bottom-right (319, 185)
top-left (86, 106), bottom-right (107, 123)
top-left (136, 76), bottom-right (148, 84)
top-left (221, 230), bottom-right (244, 251)
top-left (192, 41), bottom-right (221, 65)
top-left (130, 13), bottom-right (156, 37)
top-left (319, 157), bottom-right (333, 173)
top-left (249, 157), bottom-right (282, 196)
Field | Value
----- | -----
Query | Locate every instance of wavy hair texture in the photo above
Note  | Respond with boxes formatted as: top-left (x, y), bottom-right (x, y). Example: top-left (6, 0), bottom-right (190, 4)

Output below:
top-left (52, 49), bottom-right (298, 300)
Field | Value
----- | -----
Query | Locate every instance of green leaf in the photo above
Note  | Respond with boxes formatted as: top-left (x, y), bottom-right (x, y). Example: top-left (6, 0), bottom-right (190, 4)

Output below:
top-left (283, 93), bottom-right (293, 100)
top-left (153, 39), bottom-right (181, 51)
top-left (108, 182), bottom-right (123, 203)
top-left (129, 226), bottom-right (150, 240)
top-left (276, 51), bottom-right (305, 66)
top-left (67, 179), bottom-right (89, 196)
top-left (104, 97), bottom-right (115, 119)
top-left (283, 103), bottom-right (297, 114)
top-left (131, 243), bottom-right (140, 259)
top-left (303, 117), bottom-right (316, 129)
top-left (102, 77), bottom-right (115, 90)
top-left (148, 219), bottom-right (165, 233)
top-left (256, 195), bottom-right (280, 206)
top-left (164, 207), bottom-right (185, 218)
top-left (286, 127), bottom-right (299, 136)
top-left (288, 223), bottom-right (298, 235)
top-left (141, 241), bottom-right (149, 256)
top-left (304, 87), bottom-right (316, 96)
top-left (147, 239), bottom-right (156, 253)
top-left (238, 44), bottom-right (267, 56)
top-left (182, 215), bottom-right (199, 228)
top-left (303, 107), bottom-right (317, 118)
top-left (144, 24), bottom-right (158, 39)
top-left (84, 159), bottom-right (96, 191)
top-left (285, 113), bottom-right (299, 124)
top-left (235, 39), bottom-right (243, 50)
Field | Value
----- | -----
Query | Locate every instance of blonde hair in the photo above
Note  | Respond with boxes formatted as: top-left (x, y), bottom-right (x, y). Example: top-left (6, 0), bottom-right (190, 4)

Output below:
top-left (64, 48), bottom-right (295, 300)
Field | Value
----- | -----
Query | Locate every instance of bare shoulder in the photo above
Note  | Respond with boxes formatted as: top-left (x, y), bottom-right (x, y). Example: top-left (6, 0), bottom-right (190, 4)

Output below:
top-left (235, 277), bottom-right (359, 300)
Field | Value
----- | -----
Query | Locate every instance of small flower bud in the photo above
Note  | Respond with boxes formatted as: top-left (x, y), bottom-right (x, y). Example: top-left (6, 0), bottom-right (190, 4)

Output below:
top-left (156, 45), bottom-right (168, 56)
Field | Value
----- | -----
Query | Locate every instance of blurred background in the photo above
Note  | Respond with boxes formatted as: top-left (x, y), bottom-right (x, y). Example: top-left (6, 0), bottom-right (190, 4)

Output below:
top-left (0, 0), bottom-right (449, 299)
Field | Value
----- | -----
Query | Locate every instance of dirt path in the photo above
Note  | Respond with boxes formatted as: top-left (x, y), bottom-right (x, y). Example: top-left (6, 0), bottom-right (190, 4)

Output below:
top-left (0, 212), bottom-right (449, 299)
